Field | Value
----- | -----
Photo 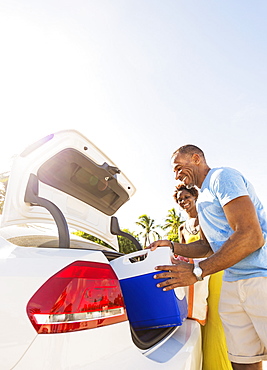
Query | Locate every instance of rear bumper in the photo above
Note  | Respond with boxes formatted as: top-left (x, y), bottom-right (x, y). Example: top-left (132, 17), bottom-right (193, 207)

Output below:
top-left (12, 320), bottom-right (202, 370)
top-left (88, 319), bottom-right (202, 370)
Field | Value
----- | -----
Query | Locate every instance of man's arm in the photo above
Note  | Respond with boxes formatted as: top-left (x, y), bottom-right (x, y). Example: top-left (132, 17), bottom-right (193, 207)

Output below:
top-left (153, 195), bottom-right (265, 290)
top-left (199, 195), bottom-right (265, 277)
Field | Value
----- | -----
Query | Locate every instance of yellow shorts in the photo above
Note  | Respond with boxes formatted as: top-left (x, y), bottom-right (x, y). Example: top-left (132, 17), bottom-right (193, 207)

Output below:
top-left (219, 277), bottom-right (267, 364)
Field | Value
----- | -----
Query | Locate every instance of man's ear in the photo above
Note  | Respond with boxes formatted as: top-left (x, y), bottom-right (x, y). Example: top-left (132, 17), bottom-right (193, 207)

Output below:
top-left (192, 153), bottom-right (201, 164)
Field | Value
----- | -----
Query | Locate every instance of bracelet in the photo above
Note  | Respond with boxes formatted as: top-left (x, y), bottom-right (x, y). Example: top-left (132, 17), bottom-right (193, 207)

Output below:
top-left (170, 241), bottom-right (175, 253)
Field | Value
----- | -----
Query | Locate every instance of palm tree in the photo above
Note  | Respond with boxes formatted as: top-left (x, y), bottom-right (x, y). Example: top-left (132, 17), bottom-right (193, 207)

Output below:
top-left (162, 208), bottom-right (183, 242)
top-left (136, 214), bottom-right (161, 248)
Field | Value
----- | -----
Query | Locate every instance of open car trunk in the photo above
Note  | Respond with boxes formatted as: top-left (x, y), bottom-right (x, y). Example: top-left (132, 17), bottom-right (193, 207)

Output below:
top-left (1, 129), bottom-right (182, 352)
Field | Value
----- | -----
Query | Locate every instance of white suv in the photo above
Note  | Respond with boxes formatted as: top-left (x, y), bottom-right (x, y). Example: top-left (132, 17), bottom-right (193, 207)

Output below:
top-left (0, 130), bottom-right (202, 369)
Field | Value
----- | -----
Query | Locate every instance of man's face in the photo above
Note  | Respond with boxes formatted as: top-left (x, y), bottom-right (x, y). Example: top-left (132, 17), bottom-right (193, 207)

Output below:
top-left (171, 152), bottom-right (198, 188)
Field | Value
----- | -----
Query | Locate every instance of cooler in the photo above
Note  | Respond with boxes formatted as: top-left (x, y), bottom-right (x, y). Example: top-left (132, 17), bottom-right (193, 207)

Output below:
top-left (110, 248), bottom-right (187, 330)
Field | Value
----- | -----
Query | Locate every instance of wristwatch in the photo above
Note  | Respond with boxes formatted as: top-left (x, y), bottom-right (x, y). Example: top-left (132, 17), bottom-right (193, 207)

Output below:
top-left (170, 241), bottom-right (175, 253)
top-left (193, 260), bottom-right (204, 281)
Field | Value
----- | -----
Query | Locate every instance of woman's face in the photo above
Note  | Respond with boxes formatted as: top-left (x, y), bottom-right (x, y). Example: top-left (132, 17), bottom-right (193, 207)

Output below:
top-left (177, 189), bottom-right (196, 212)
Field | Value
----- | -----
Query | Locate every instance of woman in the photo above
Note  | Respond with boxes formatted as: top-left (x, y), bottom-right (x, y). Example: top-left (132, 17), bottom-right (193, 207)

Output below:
top-left (174, 184), bottom-right (200, 245)
top-left (174, 184), bottom-right (231, 370)
top-left (174, 184), bottom-right (209, 325)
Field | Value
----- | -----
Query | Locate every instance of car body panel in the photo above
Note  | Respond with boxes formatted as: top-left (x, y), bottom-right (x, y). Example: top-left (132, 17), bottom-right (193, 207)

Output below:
top-left (0, 241), bottom-right (110, 369)
top-left (10, 320), bottom-right (201, 370)
top-left (0, 236), bottom-right (202, 370)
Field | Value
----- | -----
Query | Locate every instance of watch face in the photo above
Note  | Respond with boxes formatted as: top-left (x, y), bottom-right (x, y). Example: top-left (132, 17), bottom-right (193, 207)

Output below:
top-left (194, 267), bottom-right (202, 277)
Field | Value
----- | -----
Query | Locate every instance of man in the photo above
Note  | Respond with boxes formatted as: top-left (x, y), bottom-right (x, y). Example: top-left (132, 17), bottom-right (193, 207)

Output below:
top-left (148, 145), bottom-right (267, 370)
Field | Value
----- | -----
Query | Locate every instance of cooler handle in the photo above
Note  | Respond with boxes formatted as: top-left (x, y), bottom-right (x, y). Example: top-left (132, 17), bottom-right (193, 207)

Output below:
top-left (122, 247), bottom-right (171, 265)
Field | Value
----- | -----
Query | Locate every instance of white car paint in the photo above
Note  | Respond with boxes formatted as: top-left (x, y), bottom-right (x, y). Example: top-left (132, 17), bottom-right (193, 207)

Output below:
top-left (0, 130), bottom-right (202, 369)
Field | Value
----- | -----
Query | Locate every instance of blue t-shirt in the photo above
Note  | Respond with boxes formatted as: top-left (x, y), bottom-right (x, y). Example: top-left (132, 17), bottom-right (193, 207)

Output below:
top-left (197, 167), bottom-right (267, 281)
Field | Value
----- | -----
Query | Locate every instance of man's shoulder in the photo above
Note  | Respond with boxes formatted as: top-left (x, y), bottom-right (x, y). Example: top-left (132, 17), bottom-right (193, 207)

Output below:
top-left (207, 167), bottom-right (250, 204)
top-left (211, 166), bottom-right (240, 175)
top-left (209, 167), bottom-right (243, 182)
top-left (201, 167), bottom-right (245, 195)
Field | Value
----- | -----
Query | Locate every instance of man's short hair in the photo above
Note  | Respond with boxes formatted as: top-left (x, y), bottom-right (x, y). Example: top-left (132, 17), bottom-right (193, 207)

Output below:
top-left (172, 144), bottom-right (205, 159)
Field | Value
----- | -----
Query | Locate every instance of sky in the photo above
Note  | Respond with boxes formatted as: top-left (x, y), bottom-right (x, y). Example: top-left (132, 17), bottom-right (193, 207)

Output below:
top-left (0, 0), bottom-right (267, 235)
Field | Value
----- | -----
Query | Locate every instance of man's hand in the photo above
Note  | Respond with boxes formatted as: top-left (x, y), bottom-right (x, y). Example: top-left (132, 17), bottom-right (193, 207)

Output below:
top-left (154, 260), bottom-right (197, 290)
top-left (146, 240), bottom-right (171, 251)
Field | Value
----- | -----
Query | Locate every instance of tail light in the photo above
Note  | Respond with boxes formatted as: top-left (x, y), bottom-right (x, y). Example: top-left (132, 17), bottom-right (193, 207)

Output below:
top-left (26, 261), bottom-right (127, 334)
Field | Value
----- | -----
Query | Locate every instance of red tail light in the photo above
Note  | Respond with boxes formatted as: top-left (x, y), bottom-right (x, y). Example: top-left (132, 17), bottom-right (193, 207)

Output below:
top-left (26, 261), bottom-right (127, 334)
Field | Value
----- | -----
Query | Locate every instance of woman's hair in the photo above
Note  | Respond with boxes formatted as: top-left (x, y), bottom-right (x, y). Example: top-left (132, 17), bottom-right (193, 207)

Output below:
top-left (173, 183), bottom-right (199, 203)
